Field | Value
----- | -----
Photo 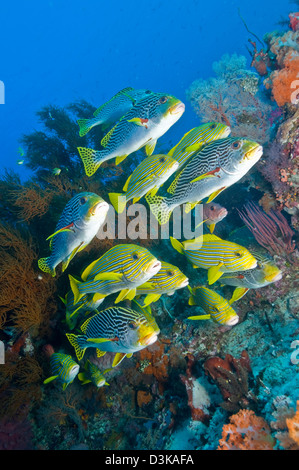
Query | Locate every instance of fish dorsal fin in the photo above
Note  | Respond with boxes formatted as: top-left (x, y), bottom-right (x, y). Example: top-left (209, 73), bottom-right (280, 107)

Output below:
top-left (168, 128), bottom-right (195, 157)
top-left (123, 174), bottom-right (132, 192)
top-left (80, 316), bottom-right (93, 333)
top-left (115, 154), bottom-right (128, 165)
top-left (93, 87), bottom-right (134, 117)
top-left (202, 234), bottom-right (222, 242)
top-left (101, 123), bottom-right (118, 148)
top-left (167, 171), bottom-right (182, 195)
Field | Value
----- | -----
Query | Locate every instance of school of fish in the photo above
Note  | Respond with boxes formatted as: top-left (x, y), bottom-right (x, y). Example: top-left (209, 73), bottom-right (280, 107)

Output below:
top-left (38, 86), bottom-right (283, 389)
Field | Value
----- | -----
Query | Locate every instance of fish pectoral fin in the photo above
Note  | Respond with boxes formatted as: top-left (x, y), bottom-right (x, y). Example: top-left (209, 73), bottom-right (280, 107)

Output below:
top-left (62, 243), bottom-right (85, 272)
top-left (126, 353), bottom-right (133, 358)
top-left (103, 368), bottom-right (113, 375)
top-left (195, 218), bottom-right (207, 229)
top-left (43, 375), bottom-right (59, 384)
top-left (190, 173), bottom-right (217, 184)
top-left (184, 143), bottom-right (203, 153)
top-left (145, 139), bottom-right (157, 156)
top-left (127, 117), bottom-right (148, 127)
top-left (94, 272), bottom-right (123, 282)
top-left (208, 263), bottom-right (224, 285)
top-left (115, 154), bottom-right (128, 165)
top-left (187, 315), bottom-right (211, 320)
top-left (137, 281), bottom-right (155, 290)
top-left (143, 293), bottom-right (161, 306)
top-left (206, 187), bottom-right (226, 204)
top-left (112, 352), bottom-right (127, 367)
top-left (46, 222), bottom-right (75, 242)
top-left (115, 288), bottom-right (136, 303)
top-left (86, 338), bottom-right (113, 343)
top-left (209, 223), bottom-right (216, 234)
top-left (92, 293), bottom-right (106, 303)
top-left (229, 287), bottom-right (249, 304)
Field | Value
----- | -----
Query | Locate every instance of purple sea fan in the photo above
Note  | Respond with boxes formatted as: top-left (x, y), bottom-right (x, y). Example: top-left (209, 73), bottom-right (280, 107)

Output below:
top-left (237, 201), bottom-right (296, 257)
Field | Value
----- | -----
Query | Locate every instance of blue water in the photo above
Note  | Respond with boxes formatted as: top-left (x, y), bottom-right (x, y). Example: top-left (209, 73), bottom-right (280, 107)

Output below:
top-left (0, 0), bottom-right (290, 180)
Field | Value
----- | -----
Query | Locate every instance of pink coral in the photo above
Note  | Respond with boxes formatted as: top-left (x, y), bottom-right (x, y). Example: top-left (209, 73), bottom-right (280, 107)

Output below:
top-left (271, 52), bottom-right (299, 107)
top-left (218, 409), bottom-right (275, 450)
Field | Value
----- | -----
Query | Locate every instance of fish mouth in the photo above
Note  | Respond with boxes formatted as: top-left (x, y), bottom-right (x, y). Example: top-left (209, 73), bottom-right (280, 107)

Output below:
top-left (146, 260), bottom-right (161, 274)
top-left (180, 278), bottom-right (189, 288)
top-left (169, 102), bottom-right (185, 115)
top-left (217, 208), bottom-right (228, 220)
top-left (265, 271), bottom-right (282, 282)
top-left (222, 127), bottom-right (231, 137)
top-left (140, 332), bottom-right (159, 346)
top-left (89, 200), bottom-right (109, 216)
top-left (226, 315), bottom-right (239, 326)
top-left (244, 144), bottom-right (263, 161)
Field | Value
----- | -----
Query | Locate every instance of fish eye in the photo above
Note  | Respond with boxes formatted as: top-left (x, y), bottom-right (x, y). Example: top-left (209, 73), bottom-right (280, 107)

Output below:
top-left (235, 251), bottom-right (242, 257)
top-left (128, 322), bottom-right (137, 329)
top-left (80, 196), bottom-right (88, 204)
top-left (210, 205), bottom-right (215, 210)
top-left (232, 141), bottom-right (241, 150)
top-left (209, 124), bottom-right (217, 129)
top-left (132, 252), bottom-right (139, 260)
top-left (159, 156), bottom-right (165, 163)
top-left (159, 96), bottom-right (168, 104)
top-left (167, 270), bottom-right (174, 276)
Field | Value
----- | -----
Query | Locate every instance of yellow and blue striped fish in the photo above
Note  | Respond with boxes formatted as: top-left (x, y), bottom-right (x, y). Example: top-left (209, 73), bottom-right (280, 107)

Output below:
top-left (219, 251), bottom-right (282, 304)
top-left (60, 290), bottom-right (104, 330)
top-left (187, 286), bottom-right (239, 326)
top-left (69, 244), bottom-right (161, 305)
top-left (43, 353), bottom-right (80, 390)
top-left (66, 305), bottom-right (160, 367)
top-left (136, 261), bottom-right (189, 306)
top-left (77, 93), bottom-right (185, 176)
top-left (78, 360), bottom-right (112, 388)
top-left (168, 122), bottom-right (231, 169)
top-left (170, 234), bottom-right (257, 285)
top-left (77, 87), bottom-right (153, 136)
top-left (108, 154), bottom-right (179, 213)
top-left (38, 192), bottom-right (109, 277)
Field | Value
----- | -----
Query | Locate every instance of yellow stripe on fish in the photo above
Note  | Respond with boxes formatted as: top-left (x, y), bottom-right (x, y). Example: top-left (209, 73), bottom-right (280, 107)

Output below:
top-left (187, 286), bottom-right (239, 326)
top-left (168, 122), bottom-right (231, 169)
top-left (170, 234), bottom-right (257, 285)
top-left (109, 154), bottom-right (179, 214)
